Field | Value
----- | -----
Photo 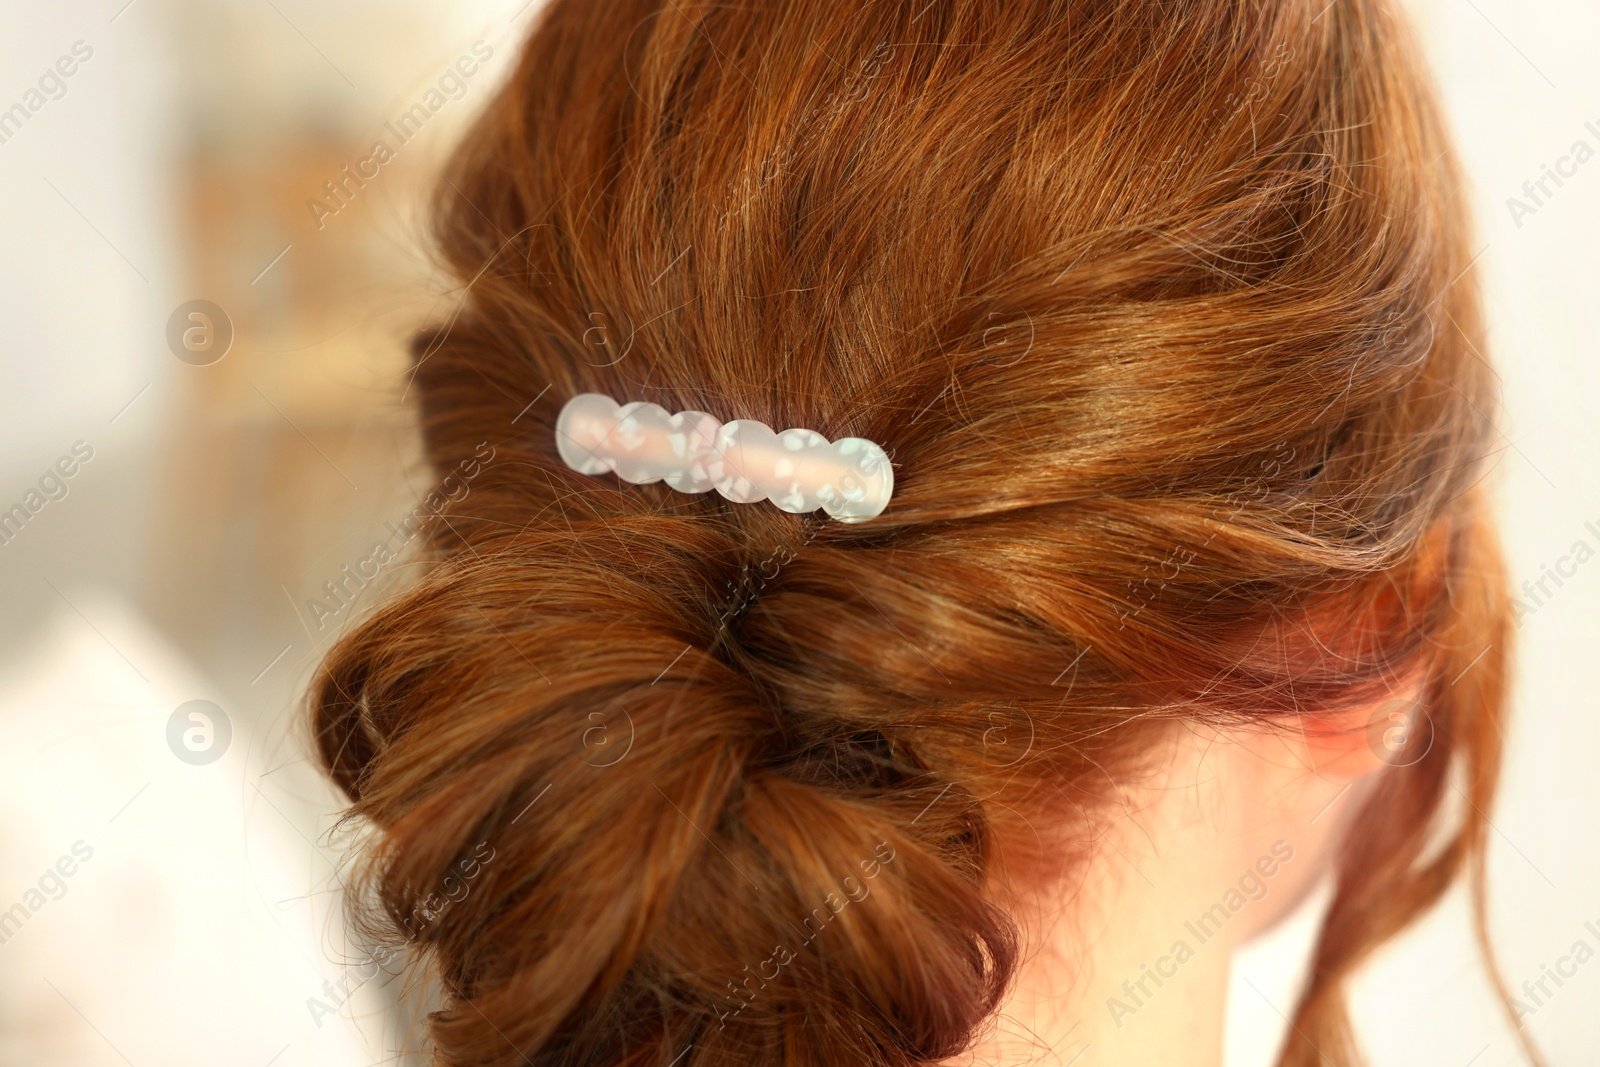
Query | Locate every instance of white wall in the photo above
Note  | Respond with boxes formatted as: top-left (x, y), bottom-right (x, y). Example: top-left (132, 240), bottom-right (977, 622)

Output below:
top-left (1347, 1), bottom-right (1600, 1064)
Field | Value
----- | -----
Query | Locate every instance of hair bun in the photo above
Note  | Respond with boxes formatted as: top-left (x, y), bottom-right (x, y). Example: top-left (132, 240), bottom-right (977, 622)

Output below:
top-left (311, 530), bottom-right (1012, 1066)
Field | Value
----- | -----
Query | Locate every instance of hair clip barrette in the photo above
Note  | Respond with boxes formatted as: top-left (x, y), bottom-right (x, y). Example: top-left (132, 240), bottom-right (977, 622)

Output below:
top-left (555, 392), bottom-right (894, 523)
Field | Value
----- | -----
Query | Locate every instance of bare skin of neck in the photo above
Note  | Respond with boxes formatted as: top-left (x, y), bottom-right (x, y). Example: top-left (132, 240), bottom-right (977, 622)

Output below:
top-left (946, 712), bottom-right (1386, 1067)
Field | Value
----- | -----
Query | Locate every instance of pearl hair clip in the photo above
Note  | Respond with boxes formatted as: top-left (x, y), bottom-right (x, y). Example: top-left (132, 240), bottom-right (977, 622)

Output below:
top-left (555, 392), bottom-right (894, 523)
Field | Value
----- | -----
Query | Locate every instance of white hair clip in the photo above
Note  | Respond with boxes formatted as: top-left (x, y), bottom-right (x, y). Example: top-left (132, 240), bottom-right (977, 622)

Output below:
top-left (555, 392), bottom-right (894, 523)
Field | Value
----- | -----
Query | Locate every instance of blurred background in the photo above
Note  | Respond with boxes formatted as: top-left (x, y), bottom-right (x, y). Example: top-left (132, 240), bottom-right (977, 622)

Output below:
top-left (0, 1), bottom-right (1593, 1065)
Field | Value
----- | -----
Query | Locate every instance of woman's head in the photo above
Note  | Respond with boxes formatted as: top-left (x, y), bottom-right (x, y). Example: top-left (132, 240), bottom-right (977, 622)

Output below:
top-left (310, 1), bottom-right (1510, 1064)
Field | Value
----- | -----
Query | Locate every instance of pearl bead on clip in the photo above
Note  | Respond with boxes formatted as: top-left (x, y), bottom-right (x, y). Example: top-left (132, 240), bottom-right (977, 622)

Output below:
top-left (555, 393), bottom-right (894, 523)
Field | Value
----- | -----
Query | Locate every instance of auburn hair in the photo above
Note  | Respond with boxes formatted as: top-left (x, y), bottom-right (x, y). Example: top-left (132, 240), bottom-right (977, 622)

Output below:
top-left (310, 1), bottom-right (1522, 1064)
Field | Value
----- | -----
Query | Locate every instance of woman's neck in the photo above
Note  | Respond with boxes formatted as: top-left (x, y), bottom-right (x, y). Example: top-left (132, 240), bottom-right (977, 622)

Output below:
top-left (945, 723), bottom-right (1358, 1067)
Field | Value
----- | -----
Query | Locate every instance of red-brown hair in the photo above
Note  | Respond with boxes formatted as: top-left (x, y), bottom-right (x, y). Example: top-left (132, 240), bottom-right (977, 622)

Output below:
top-left (311, 1), bottom-right (1520, 1064)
